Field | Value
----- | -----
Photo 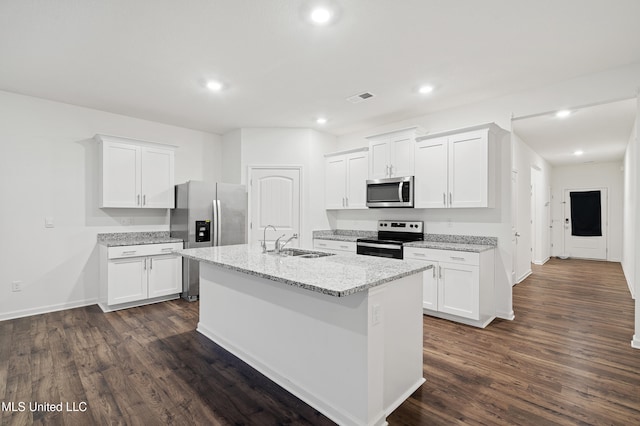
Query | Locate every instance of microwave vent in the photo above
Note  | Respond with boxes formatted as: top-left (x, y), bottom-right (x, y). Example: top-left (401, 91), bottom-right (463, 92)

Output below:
top-left (346, 92), bottom-right (376, 104)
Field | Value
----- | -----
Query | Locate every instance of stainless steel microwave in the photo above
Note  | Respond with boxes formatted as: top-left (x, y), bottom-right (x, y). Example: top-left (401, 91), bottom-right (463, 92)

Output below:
top-left (366, 176), bottom-right (414, 208)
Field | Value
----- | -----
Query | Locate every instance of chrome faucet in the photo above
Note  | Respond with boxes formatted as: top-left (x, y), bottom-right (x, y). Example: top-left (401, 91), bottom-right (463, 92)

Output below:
top-left (262, 225), bottom-right (277, 253)
top-left (276, 233), bottom-right (298, 253)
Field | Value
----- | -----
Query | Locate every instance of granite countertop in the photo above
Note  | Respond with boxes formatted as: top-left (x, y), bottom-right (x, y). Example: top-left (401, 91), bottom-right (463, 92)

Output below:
top-left (313, 229), bottom-right (497, 252)
top-left (177, 245), bottom-right (430, 297)
top-left (97, 231), bottom-right (183, 247)
top-left (312, 229), bottom-right (376, 242)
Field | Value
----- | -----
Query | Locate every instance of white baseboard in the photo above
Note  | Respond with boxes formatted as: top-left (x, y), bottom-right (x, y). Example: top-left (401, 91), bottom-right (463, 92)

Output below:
top-left (423, 310), bottom-right (496, 328)
top-left (496, 310), bottom-right (515, 321)
top-left (532, 257), bottom-right (550, 265)
top-left (98, 294), bottom-right (179, 312)
top-left (0, 298), bottom-right (98, 321)
top-left (632, 335), bottom-right (640, 350)
top-left (516, 269), bottom-right (532, 284)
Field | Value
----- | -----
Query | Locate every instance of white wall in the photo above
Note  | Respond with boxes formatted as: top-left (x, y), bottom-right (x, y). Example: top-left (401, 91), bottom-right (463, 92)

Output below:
top-left (222, 129), bottom-right (242, 184)
top-left (626, 97), bottom-right (640, 349)
top-left (550, 162), bottom-right (624, 261)
top-left (0, 90), bottom-right (222, 320)
top-left (623, 118), bottom-right (637, 296)
top-left (511, 132), bottom-right (552, 281)
top-left (222, 128), bottom-right (337, 248)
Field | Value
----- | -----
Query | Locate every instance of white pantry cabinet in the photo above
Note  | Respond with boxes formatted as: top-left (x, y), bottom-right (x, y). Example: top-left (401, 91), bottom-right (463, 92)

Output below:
top-left (415, 123), bottom-right (506, 208)
top-left (95, 134), bottom-right (176, 208)
top-left (99, 242), bottom-right (183, 312)
top-left (324, 148), bottom-right (368, 209)
top-left (404, 246), bottom-right (495, 328)
top-left (313, 239), bottom-right (356, 253)
top-left (366, 127), bottom-right (426, 179)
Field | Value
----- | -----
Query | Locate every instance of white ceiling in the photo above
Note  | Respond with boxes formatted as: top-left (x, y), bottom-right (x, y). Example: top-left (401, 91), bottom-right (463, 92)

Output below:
top-left (1, 0), bottom-right (639, 137)
top-left (512, 99), bottom-right (637, 166)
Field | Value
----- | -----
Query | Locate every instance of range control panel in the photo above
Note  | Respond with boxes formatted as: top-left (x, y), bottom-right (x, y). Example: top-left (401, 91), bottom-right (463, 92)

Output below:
top-left (378, 220), bottom-right (423, 233)
top-left (195, 220), bottom-right (211, 242)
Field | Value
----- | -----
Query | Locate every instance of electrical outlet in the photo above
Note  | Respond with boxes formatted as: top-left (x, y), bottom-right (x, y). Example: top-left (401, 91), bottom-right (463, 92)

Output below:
top-left (11, 281), bottom-right (22, 292)
top-left (119, 217), bottom-right (132, 226)
top-left (371, 304), bottom-right (381, 326)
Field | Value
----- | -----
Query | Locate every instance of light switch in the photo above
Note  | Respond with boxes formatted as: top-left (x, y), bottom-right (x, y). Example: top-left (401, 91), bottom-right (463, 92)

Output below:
top-left (45, 217), bottom-right (54, 228)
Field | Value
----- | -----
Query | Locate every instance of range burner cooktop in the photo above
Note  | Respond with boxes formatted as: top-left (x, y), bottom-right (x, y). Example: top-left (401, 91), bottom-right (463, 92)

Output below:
top-left (356, 220), bottom-right (424, 259)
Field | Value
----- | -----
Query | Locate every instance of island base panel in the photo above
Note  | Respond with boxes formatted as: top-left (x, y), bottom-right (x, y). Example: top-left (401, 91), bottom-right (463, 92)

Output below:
top-left (197, 263), bottom-right (424, 426)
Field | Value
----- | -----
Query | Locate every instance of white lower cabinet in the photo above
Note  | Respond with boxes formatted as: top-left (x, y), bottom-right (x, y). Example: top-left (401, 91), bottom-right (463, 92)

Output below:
top-left (99, 242), bottom-right (183, 311)
top-left (313, 239), bottom-right (356, 253)
top-left (405, 246), bottom-right (495, 328)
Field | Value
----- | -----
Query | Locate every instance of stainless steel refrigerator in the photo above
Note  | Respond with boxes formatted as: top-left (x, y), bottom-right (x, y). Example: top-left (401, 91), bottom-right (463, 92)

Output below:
top-left (170, 180), bottom-right (248, 301)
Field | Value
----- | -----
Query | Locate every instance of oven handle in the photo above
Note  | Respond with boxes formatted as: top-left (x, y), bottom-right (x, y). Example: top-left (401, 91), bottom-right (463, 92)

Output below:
top-left (357, 242), bottom-right (402, 250)
top-left (398, 182), bottom-right (403, 202)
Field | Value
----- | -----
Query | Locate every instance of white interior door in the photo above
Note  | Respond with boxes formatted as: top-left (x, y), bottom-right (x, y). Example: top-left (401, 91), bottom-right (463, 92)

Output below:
top-left (563, 188), bottom-right (607, 260)
top-left (249, 167), bottom-right (301, 250)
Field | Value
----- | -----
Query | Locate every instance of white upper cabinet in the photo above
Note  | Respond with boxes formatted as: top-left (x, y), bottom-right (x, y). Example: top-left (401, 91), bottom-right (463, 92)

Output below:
top-left (366, 127), bottom-right (425, 179)
top-left (415, 123), bottom-right (505, 209)
top-left (414, 136), bottom-right (448, 208)
top-left (324, 148), bottom-right (368, 209)
top-left (96, 134), bottom-right (176, 208)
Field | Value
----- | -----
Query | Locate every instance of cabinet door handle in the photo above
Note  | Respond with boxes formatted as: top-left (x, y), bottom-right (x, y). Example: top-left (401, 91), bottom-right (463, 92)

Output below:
top-left (318, 243), bottom-right (327, 247)
top-left (149, 258), bottom-right (153, 269)
top-left (413, 252), bottom-right (426, 256)
top-left (345, 197), bottom-right (349, 207)
top-left (443, 193), bottom-right (446, 206)
top-left (340, 245), bottom-right (348, 249)
top-left (432, 264), bottom-right (435, 278)
top-left (438, 265), bottom-right (442, 279)
top-left (450, 256), bottom-right (465, 261)
top-left (143, 195), bottom-right (146, 206)
top-left (143, 258), bottom-right (147, 270)
top-left (161, 248), bottom-right (174, 252)
top-left (122, 250), bottom-right (137, 255)
top-left (386, 165), bottom-right (390, 177)
top-left (137, 195), bottom-right (141, 206)
top-left (449, 192), bottom-right (452, 205)
top-left (389, 164), bottom-right (393, 176)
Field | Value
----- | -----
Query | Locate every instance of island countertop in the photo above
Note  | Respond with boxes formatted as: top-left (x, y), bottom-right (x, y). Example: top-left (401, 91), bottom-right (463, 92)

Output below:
top-left (177, 244), bottom-right (430, 297)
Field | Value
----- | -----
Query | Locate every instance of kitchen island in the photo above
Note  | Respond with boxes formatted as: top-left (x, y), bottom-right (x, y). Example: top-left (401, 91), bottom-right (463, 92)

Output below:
top-left (178, 245), bottom-right (430, 426)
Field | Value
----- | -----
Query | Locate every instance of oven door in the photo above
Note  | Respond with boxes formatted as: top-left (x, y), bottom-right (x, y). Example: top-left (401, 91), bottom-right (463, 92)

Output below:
top-left (356, 241), bottom-right (404, 259)
top-left (366, 176), bottom-right (413, 208)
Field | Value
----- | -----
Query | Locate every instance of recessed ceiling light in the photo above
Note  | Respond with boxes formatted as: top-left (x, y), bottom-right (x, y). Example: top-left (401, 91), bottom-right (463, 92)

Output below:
top-left (316, 117), bottom-right (328, 124)
top-left (418, 85), bottom-right (434, 94)
top-left (310, 7), bottom-right (332, 25)
top-left (556, 110), bottom-right (571, 118)
top-left (573, 150), bottom-right (584, 156)
top-left (206, 80), bottom-right (223, 92)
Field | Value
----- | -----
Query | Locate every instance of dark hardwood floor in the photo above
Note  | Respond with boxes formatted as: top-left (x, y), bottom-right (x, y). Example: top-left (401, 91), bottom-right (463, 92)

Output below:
top-left (1, 258), bottom-right (639, 425)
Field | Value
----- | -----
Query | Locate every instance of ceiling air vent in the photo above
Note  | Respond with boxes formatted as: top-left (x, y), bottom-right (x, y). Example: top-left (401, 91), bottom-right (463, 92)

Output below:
top-left (346, 92), bottom-right (376, 104)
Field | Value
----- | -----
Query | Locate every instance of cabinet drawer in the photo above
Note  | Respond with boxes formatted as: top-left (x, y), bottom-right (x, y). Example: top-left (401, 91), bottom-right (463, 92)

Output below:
top-left (108, 242), bottom-right (183, 259)
top-left (404, 247), bottom-right (479, 265)
top-left (313, 239), bottom-right (356, 252)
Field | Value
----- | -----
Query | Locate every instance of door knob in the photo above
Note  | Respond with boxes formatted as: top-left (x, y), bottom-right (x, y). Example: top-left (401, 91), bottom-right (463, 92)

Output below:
top-left (515, 232), bottom-right (521, 237)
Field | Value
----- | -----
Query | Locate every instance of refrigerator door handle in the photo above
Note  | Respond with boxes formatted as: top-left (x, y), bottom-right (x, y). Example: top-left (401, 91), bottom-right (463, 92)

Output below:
top-left (213, 199), bottom-right (222, 246)
top-left (216, 200), bottom-right (222, 246)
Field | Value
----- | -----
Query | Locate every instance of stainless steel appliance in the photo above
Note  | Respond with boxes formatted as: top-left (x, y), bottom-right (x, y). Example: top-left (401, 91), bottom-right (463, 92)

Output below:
top-left (356, 220), bottom-right (423, 259)
top-left (366, 176), bottom-right (414, 208)
top-left (170, 180), bottom-right (248, 301)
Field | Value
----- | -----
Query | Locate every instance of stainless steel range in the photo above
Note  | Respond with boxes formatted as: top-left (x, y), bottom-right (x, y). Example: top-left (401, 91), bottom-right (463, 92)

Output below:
top-left (356, 220), bottom-right (424, 259)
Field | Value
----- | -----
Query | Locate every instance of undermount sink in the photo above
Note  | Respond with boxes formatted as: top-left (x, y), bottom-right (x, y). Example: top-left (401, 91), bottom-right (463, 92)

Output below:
top-left (275, 248), bottom-right (335, 259)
